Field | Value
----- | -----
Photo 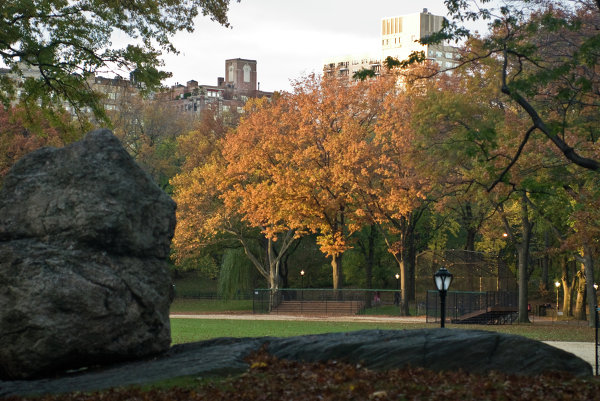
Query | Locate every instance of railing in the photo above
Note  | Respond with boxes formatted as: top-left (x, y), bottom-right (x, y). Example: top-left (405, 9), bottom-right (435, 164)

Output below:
top-left (252, 288), bottom-right (423, 316)
top-left (426, 291), bottom-right (518, 325)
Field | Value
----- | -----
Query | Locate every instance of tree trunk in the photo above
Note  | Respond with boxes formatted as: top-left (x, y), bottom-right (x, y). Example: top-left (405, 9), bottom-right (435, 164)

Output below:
top-left (517, 193), bottom-right (533, 323)
top-left (399, 258), bottom-right (410, 316)
top-left (366, 225), bottom-right (376, 290)
top-left (406, 231), bottom-right (416, 302)
top-left (582, 244), bottom-right (596, 327)
top-left (331, 253), bottom-right (343, 290)
top-left (540, 231), bottom-right (550, 293)
top-left (574, 265), bottom-right (586, 320)
top-left (561, 257), bottom-right (574, 317)
top-left (463, 203), bottom-right (477, 252)
top-left (517, 245), bottom-right (530, 323)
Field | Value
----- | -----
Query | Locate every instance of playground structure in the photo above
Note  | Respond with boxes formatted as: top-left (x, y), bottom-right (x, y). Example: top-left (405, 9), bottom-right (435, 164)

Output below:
top-left (415, 249), bottom-right (518, 294)
top-left (418, 250), bottom-right (519, 324)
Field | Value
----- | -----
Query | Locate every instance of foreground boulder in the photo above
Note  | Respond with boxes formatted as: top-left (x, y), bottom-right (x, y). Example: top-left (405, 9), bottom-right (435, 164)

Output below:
top-left (0, 329), bottom-right (592, 396)
top-left (267, 329), bottom-right (593, 376)
top-left (0, 129), bottom-right (176, 380)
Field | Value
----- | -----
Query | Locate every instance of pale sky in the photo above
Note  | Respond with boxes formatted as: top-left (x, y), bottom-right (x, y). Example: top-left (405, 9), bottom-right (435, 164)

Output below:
top-left (159, 0), bottom-right (466, 93)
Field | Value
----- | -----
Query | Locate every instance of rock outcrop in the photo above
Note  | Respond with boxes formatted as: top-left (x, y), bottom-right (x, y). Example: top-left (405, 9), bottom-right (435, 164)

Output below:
top-left (267, 329), bottom-right (593, 376)
top-left (0, 129), bottom-right (176, 380)
top-left (0, 329), bottom-right (592, 397)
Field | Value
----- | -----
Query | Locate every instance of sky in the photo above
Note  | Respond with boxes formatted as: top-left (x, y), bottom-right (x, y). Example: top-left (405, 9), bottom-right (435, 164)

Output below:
top-left (159, 0), bottom-right (467, 93)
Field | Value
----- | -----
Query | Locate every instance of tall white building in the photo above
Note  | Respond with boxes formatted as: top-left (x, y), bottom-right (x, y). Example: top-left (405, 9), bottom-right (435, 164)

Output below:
top-left (381, 8), bottom-right (460, 69)
top-left (324, 8), bottom-right (460, 79)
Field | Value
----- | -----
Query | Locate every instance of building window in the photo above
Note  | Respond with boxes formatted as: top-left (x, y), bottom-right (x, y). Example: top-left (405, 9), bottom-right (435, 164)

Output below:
top-left (243, 64), bottom-right (251, 83)
top-left (228, 64), bottom-right (234, 82)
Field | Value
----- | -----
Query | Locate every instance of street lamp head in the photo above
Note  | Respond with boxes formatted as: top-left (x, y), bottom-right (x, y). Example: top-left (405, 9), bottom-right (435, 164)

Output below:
top-left (555, 281), bottom-right (560, 288)
top-left (434, 267), bottom-right (453, 292)
top-left (502, 232), bottom-right (508, 238)
top-left (395, 273), bottom-right (400, 280)
top-left (300, 270), bottom-right (305, 276)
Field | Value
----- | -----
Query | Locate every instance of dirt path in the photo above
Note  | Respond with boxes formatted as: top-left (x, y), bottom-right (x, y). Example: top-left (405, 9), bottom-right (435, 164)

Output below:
top-left (170, 313), bottom-right (427, 323)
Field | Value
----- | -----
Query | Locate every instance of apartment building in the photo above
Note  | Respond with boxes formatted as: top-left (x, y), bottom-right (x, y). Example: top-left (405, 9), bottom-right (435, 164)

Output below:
top-left (324, 8), bottom-right (460, 79)
top-left (323, 54), bottom-right (382, 80)
top-left (1, 58), bottom-right (271, 117)
top-left (90, 75), bottom-right (138, 113)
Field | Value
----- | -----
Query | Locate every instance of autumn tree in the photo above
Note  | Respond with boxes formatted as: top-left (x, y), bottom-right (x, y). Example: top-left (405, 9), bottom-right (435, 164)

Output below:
top-left (423, 0), bottom-right (600, 174)
top-left (403, 38), bottom-right (582, 322)
top-left (0, 104), bottom-right (81, 186)
top-left (108, 96), bottom-right (195, 190)
top-left (223, 75), bottom-right (416, 290)
top-left (171, 106), bottom-right (294, 293)
top-left (1, 0), bottom-right (238, 117)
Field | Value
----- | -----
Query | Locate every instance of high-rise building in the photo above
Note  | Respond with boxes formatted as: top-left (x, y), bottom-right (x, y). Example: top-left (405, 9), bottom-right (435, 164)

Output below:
top-left (381, 8), bottom-right (459, 69)
top-left (324, 9), bottom-right (460, 79)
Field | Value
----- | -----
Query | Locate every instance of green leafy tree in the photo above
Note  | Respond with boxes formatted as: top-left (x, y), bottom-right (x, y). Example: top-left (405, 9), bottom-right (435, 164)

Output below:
top-left (0, 0), bottom-right (238, 117)
top-left (422, 0), bottom-right (600, 174)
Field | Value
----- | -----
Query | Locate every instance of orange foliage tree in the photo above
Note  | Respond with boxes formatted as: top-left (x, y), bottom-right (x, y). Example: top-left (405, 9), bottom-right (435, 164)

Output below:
top-left (222, 73), bottom-right (426, 291)
top-left (171, 107), bottom-right (296, 291)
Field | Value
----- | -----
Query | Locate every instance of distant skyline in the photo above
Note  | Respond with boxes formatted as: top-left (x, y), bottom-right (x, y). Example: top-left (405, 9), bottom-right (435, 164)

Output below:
top-left (158, 0), bottom-right (485, 93)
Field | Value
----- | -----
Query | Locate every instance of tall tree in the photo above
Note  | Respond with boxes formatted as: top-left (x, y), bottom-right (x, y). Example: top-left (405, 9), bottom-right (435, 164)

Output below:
top-left (425, 0), bottom-right (600, 173)
top-left (224, 75), bottom-right (412, 290)
top-left (108, 96), bottom-right (195, 190)
top-left (171, 106), bottom-right (295, 292)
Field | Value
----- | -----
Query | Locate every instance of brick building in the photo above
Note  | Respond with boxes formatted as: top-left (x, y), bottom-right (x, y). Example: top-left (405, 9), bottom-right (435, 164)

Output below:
top-left (163, 58), bottom-right (272, 115)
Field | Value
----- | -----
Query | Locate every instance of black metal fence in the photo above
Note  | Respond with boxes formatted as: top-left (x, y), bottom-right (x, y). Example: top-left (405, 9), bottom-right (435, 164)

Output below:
top-left (252, 288), bottom-right (426, 316)
top-left (426, 290), bottom-right (518, 325)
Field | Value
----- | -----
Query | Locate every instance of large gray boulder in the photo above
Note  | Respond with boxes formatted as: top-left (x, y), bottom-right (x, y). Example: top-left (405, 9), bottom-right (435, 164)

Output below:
top-left (268, 329), bottom-right (593, 376)
top-left (0, 129), bottom-right (176, 380)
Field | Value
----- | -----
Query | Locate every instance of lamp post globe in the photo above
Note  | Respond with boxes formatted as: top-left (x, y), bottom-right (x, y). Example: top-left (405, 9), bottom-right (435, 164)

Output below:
top-left (434, 267), bottom-right (453, 328)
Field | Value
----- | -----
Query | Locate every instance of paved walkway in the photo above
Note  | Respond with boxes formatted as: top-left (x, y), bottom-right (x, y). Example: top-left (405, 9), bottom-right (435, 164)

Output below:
top-left (170, 313), bottom-right (597, 369)
top-left (170, 313), bottom-right (427, 323)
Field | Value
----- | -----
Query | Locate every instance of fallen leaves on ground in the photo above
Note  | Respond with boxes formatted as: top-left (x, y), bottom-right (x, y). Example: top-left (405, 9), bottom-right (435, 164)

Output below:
top-left (5, 347), bottom-right (600, 401)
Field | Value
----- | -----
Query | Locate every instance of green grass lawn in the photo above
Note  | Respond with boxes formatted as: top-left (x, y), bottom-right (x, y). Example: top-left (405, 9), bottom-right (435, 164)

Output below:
top-left (170, 318), bottom-right (596, 344)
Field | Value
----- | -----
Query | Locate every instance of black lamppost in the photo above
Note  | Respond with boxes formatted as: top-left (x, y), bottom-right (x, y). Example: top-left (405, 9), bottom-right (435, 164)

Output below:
top-left (434, 267), bottom-right (453, 328)
top-left (394, 273), bottom-right (400, 307)
top-left (300, 270), bottom-right (305, 288)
